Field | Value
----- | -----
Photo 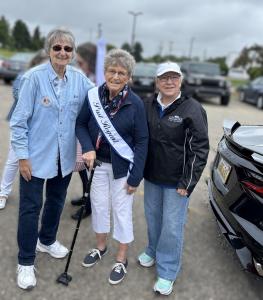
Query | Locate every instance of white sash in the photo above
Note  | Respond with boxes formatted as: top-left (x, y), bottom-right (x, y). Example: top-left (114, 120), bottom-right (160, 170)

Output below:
top-left (88, 87), bottom-right (134, 164)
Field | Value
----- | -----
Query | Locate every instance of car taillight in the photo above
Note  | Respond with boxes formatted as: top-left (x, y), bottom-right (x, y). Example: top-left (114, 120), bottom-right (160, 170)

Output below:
top-left (241, 180), bottom-right (263, 196)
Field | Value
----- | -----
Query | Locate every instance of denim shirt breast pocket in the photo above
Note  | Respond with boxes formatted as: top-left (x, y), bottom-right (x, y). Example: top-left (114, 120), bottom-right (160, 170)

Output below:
top-left (68, 97), bottom-right (80, 120)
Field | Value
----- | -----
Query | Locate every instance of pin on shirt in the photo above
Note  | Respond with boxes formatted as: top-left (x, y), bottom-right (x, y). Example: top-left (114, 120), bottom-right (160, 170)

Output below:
top-left (42, 97), bottom-right (51, 107)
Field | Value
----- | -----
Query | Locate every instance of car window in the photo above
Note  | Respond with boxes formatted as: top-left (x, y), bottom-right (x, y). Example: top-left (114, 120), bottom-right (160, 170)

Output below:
top-left (133, 63), bottom-right (157, 77)
top-left (11, 52), bottom-right (36, 62)
top-left (252, 77), bottom-right (263, 86)
top-left (188, 63), bottom-right (220, 76)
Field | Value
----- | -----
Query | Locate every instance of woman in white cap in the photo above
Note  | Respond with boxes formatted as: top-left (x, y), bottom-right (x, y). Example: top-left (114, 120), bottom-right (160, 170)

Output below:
top-left (138, 61), bottom-right (209, 295)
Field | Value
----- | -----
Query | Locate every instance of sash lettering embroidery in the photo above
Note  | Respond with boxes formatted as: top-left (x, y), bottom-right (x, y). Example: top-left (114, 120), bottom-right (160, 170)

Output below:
top-left (88, 87), bottom-right (134, 164)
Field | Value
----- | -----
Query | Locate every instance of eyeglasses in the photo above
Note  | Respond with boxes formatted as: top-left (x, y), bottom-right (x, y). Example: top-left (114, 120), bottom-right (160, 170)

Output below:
top-left (106, 69), bottom-right (128, 78)
top-left (52, 45), bottom-right (73, 53)
top-left (158, 75), bottom-right (181, 83)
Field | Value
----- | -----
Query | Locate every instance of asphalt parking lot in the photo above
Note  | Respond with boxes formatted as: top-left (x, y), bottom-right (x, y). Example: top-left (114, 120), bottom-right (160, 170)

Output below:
top-left (0, 82), bottom-right (263, 300)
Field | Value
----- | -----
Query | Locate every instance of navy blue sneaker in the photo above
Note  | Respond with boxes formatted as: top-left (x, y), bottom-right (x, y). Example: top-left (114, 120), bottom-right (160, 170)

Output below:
top-left (108, 260), bottom-right (128, 285)
top-left (82, 248), bottom-right (107, 268)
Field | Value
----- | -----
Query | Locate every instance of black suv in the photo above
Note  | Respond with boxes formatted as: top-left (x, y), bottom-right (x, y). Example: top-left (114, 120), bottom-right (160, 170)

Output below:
top-left (180, 61), bottom-right (231, 105)
top-left (131, 62), bottom-right (157, 99)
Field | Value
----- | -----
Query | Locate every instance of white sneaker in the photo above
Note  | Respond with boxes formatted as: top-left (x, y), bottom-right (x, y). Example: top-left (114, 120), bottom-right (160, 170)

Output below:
top-left (0, 196), bottom-right (7, 209)
top-left (17, 265), bottom-right (36, 290)
top-left (36, 239), bottom-right (69, 258)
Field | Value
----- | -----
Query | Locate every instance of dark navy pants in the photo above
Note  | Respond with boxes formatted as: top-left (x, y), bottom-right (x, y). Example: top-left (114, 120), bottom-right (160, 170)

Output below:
top-left (17, 168), bottom-right (72, 265)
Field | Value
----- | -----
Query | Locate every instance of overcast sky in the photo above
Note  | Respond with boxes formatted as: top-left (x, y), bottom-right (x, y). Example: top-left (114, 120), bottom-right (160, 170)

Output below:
top-left (0, 0), bottom-right (262, 61)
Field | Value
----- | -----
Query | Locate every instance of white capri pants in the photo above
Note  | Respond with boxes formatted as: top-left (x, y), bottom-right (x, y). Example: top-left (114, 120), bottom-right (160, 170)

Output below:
top-left (90, 162), bottom-right (134, 244)
top-left (0, 142), bottom-right (18, 197)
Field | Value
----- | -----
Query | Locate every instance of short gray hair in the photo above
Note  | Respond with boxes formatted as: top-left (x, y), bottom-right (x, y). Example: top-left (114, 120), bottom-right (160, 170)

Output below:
top-left (44, 27), bottom-right (76, 54)
top-left (104, 48), bottom-right (136, 76)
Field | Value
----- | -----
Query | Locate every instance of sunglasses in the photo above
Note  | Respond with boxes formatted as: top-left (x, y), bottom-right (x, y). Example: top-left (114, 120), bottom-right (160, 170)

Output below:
top-left (52, 45), bottom-right (73, 52)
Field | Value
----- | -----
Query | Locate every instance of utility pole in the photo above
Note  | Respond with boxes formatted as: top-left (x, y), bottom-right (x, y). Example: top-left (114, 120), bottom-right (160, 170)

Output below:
top-left (128, 11), bottom-right (143, 49)
top-left (188, 37), bottom-right (195, 59)
top-left (97, 23), bottom-right (102, 39)
top-left (169, 41), bottom-right (174, 56)
top-left (158, 41), bottom-right (163, 56)
top-left (89, 28), bottom-right (93, 42)
top-left (203, 49), bottom-right (207, 62)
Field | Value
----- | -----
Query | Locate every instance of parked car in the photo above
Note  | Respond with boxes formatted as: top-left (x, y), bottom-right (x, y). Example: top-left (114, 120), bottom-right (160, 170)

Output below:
top-left (208, 119), bottom-right (263, 277)
top-left (131, 62), bottom-right (157, 99)
top-left (180, 61), bottom-right (231, 105)
top-left (0, 52), bottom-right (36, 84)
top-left (239, 76), bottom-right (263, 109)
top-left (228, 68), bottom-right (249, 80)
top-left (0, 55), bottom-right (4, 68)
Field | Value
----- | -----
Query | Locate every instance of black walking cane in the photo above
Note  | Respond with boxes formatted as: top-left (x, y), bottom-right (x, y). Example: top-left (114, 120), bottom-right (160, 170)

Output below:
top-left (56, 159), bottom-right (101, 286)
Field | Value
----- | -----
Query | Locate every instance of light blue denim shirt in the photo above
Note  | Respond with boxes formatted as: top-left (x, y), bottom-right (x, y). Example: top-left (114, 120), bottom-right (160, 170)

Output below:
top-left (10, 61), bottom-right (94, 179)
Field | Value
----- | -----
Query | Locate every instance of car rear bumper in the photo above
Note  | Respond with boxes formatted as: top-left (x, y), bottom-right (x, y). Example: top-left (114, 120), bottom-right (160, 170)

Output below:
top-left (208, 178), bottom-right (262, 276)
top-left (184, 85), bottom-right (230, 98)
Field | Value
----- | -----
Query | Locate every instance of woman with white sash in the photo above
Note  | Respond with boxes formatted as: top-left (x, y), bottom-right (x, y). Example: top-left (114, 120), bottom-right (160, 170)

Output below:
top-left (76, 49), bottom-right (148, 285)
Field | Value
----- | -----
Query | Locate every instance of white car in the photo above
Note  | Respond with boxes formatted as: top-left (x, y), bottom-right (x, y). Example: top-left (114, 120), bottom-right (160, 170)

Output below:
top-left (228, 68), bottom-right (249, 80)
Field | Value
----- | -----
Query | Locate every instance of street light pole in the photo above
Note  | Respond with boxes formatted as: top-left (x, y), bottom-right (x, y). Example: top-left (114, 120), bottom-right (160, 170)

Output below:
top-left (128, 11), bottom-right (143, 49)
top-left (97, 23), bottom-right (102, 39)
top-left (188, 37), bottom-right (195, 59)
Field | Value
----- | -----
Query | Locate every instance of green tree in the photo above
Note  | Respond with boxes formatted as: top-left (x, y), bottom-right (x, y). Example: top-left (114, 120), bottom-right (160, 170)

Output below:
top-left (248, 66), bottom-right (263, 80)
top-left (31, 26), bottom-right (44, 50)
top-left (0, 16), bottom-right (10, 48)
top-left (121, 42), bottom-right (132, 53)
top-left (234, 44), bottom-right (263, 68)
top-left (208, 56), bottom-right (228, 75)
top-left (12, 20), bottom-right (31, 50)
top-left (144, 54), bottom-right (163, 63)
top-left (234, 44), bottom-right (263, 79)
top-left (106, 43), bottom-right (116, 51)
top-left (233, 47), bottom-right (249, 68)
top-left (132, 42), bottom-right (143, 62)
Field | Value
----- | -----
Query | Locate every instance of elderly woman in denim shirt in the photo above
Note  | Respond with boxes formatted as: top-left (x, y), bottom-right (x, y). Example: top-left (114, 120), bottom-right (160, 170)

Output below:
top-left (10, 28), bottom-right (94, 290)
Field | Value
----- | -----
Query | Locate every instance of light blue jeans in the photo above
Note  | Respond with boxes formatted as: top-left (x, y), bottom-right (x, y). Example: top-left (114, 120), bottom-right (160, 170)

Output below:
top-left (144, 179), bottom-right (189, 281)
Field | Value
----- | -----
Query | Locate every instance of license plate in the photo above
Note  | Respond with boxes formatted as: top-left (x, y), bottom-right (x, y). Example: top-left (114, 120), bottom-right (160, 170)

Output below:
top-left (217, 157), bottom-right (231, 184)
top-left (141, 78), bottom-right (152, 85)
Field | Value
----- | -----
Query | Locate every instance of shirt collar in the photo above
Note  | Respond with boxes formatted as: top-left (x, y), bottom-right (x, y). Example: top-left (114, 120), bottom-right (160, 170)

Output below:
top-left (157, 91), bottom-right (181, 111)
top-left (47, 60), bottom-right (68, 83)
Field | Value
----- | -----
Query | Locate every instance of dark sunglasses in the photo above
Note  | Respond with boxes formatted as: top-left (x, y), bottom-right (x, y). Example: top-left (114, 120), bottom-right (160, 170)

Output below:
top-left (52, 45), bottom-right (73, 52)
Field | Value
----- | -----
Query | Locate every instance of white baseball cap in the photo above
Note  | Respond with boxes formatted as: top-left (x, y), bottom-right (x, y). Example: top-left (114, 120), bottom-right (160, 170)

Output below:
top-left (156, 61), bottom-right (182, 77)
